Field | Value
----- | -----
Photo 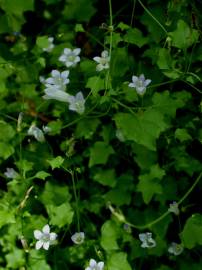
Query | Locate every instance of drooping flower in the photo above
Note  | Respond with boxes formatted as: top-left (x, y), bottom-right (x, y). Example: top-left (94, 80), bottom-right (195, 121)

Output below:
top-left (93, 50), bottom-right (110, 71)
top-left (44, 70), bottom-right (70, 91)
top-left (34, 224), bottom-right (57, 250)
top-left (28, 124), bottom-right (45, 142)
top-left (168, 201), bottom-right (179, 215)
top-left (42, 37), bottom-right (55, 52)
top-left (4, 168), bottom-right (19, 179)
top-left (85, 259), bottom-right (104, 270)
top-left (139, 232), bottom-right (156, 248)
top-left (43, 85), bottom-right (72, 103)
top-left (128, 74), bottom-right (151, 95)
top-left (59, 48), bottom-right (81, 67)
top-left (71, 232), bottom-right (85, 245)
top-left (168, 242), bottom-right (183, 256)
top-left (68, 91), bottom-right (85, 114)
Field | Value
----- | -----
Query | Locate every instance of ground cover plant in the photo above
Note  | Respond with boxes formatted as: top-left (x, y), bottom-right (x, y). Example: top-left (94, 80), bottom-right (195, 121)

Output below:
top-left (0, 0), bottom-right (202, 269)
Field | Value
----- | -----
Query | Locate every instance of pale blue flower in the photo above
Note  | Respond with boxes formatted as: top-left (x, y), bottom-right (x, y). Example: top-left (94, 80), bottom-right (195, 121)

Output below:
top-left (28, 124), bottom-right (45, 142)
top-left (59, 48), bottom-right (81, 67)
top-left (168, 201), bottom-right (179, 215)
top-left (93, 50), bottom-right (110, 71)
top-left (139, 232), bottom-right (156, 248)
top-left (68, 91), bottom-right (85, 114)
top-left (4, 168), bottom-right (19, 179)
top-left (43, 85), bottom-right (71, 103)
top-left (44, 70), bottom-right (70, 90)
top-left (129, 74), bottom-right (151, 95)
top-left (168, 242), bottom-right (183, 256)
top-left (71, 232), bottom-right (85, 244)
top-left (42, 37), bottom-right (55, 52)
top-left (85, 259), bottom-right (104, 270)
top-left (34, 224), bottom-right (57, 250)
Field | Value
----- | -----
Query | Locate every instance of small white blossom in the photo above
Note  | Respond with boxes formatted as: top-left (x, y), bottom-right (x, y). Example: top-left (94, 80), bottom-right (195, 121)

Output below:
top-left (139, 232), bottom-right (156, 248)
top-left (43, 85), bottom-right (72, 103)
top-left (34, 224), bottom-right (57, 250)
top-left (28, 125), bottom-right (45, 142)
top-left (93, 50), bottom-right (110, 71)
top-left (85, 259), bottom-right (104, 270)
top-left (68, 91), bottom-right (85, 114)
top-left (128, 74), bottom-right (151, 95)
top-left (168, 242), bottom-right (183, 256)
top-left (42, 126), bottom-right (51, 134)
top-left (4, 168), bottom-right (19, 179)
top-left (71, 232), bottom-right (85, 245)
top-left (168, 201), bottom-right (179, 215)
top-left (42, 37), bottom-right (55, 52)
top-left (59, 48), bottom-right (81, 67)
top-left (44, 70), bottom-right (70, 90)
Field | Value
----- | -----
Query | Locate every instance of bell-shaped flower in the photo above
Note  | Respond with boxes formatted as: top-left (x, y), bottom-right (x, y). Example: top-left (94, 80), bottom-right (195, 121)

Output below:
top-left (168, 201), bottom-right (179, 215)
top-left (139, 232), bottom-right (156, 248)
top-left (71, 232), bottom-right (85, 245)
top-left (34, 224), bottom-right (57, 250)
top-left (128, 74), bottom-right (151, 95)
top-left (28, 124), bottom-right (45, 142)
top-left (59, 48), bottom-right (81, 67)
top-left (168, 242), bottom-right (183, 256)
top-left (44, 70), bottom-right (70, 91)
top-left (68, 91), bottom-right (85, 114)
top-left (85, 259), bottom-right (104, 270)
top-left (4, 168), bottom-right (19, 179)
top-left (43, 85), bottom-right (72, 103)
top-left (93, 50), bottom-right (110, 71)
top-left (42, 37), bottom-right (55, 52)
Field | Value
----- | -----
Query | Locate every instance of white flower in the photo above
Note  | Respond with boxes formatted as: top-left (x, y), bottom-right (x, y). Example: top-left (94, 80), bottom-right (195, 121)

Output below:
top-left (68, 91), bottom-right (85, 114)
top-left (168, 201), bottom-right (179, 215)
top-left (43, 85), bottom-right (72, 103)
top-left (128, 74), bottom-right (151, 95)
top-left (42, 37), bottom-right (55, 52)
top-left (59, 48), bottom-right (81, 67)
top-left (168, 242), bottom-right (183, 256)
top-left (71, 232), bottom-right (85, 244)
top-left (4, 168), bottom-right (19, 179)
top-left (85, 259), bottom-right (104, 270)
top-left (44, 70), bottom-right (70, 90)
top-left (28, 125), bottom-right (45, 142)
top-left (93, 50), bottom-right (110, 71)
top-left (139, 232), bottom-right (156, 248)
top-left (34, 224), bottom-right (57, 250)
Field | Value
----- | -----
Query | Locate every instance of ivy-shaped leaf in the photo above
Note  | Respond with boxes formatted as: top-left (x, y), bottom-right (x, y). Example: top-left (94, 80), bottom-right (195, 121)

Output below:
top-left (89, 141), bottom-right (114, 167)
top-left (108, 252), bottom-right (132, 270)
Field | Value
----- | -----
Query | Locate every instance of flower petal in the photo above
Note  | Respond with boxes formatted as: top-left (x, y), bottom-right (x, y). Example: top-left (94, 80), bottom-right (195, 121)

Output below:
top-left (50, 232), bottom-right (57, 241)
top-left (51, 70), bottom-right (60, 77)
top-left (64, 48), bottom-right (71, 55)
top-left (35, 240), bottom-right (43, 250)
top-left (93, 56), bottom-right (101, 63)
top-left (34, 230), bottom-right (43, 240)
top-left (98, 261), bottom-right (104, 269)
top-left (43, 241), bottom-right (50, 250)
top-left (42, 224), bottom-right (50, 234)
top-left (89, 259), bottom-right (96, 267)
top-left (73, 48), bottom-right (81, 55)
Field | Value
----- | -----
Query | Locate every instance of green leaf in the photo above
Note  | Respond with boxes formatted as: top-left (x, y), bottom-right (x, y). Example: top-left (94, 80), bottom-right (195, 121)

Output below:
top-left (35, 171), bottom-right (51, 180)
top-left (40, 181), bottom-right (71, 206)
top-left (114, 110), bottom-right (168, 151)
top-left (89, 141), bottom-right (114, 167)
top-left (0, 204), bottom-right (15, 228)
top-left (36, 36), bottom-right (51, 49)
top-left (0, 0), bottom-right (34, 16)
top-left (137, 164), bottom-right (165, 204)
top-left (47, 156), bottom-right (64, 169)
top-left (101, 220), bottom-right (119, 251)
top-left (46, 203), bottom-right (74, 228)
top-left (6, 249), bottom-right (25, 269)
top-left (175, 128), bottom-right (192, 142)
top-left (108, 252), bottom-right (132, 270)
top-left (182, 214), bottom-right (202, 249)
top-left (124, 28), bottom-right (148, 47)
top-left (75, 118), bottom-right (100, 139)
top-left (169, 20), bottom-right (199, 49)
top-left (86, 76), bottom-right (105, 96)
top-left (75, 24), bottom-right (85, 32)
top-left (0, 142), bottom-right (14, 160)
top-left (0, 121), bottom-right (15, 141)
top-left (93, 169), bottom-right (116, 187)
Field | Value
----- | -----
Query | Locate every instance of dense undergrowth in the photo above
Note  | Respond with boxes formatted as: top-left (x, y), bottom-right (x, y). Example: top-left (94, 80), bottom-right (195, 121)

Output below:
top-left (0, 0), bottom-right (202, 269)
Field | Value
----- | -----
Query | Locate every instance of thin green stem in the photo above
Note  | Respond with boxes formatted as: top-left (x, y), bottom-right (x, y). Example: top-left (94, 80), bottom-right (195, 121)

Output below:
top-left (111, 172), bottom-right (202, 230)
top-left (137, 0), bottom-right (167, 34)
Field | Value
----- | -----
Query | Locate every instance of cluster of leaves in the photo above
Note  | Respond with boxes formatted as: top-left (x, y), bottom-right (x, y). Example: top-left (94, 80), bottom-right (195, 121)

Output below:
top-left (0, 0), bottom-right (202, 269)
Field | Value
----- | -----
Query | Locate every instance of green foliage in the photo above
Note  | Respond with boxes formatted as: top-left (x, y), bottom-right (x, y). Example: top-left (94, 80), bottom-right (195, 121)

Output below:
top-left (0, 0), bottom-right (201, 269)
